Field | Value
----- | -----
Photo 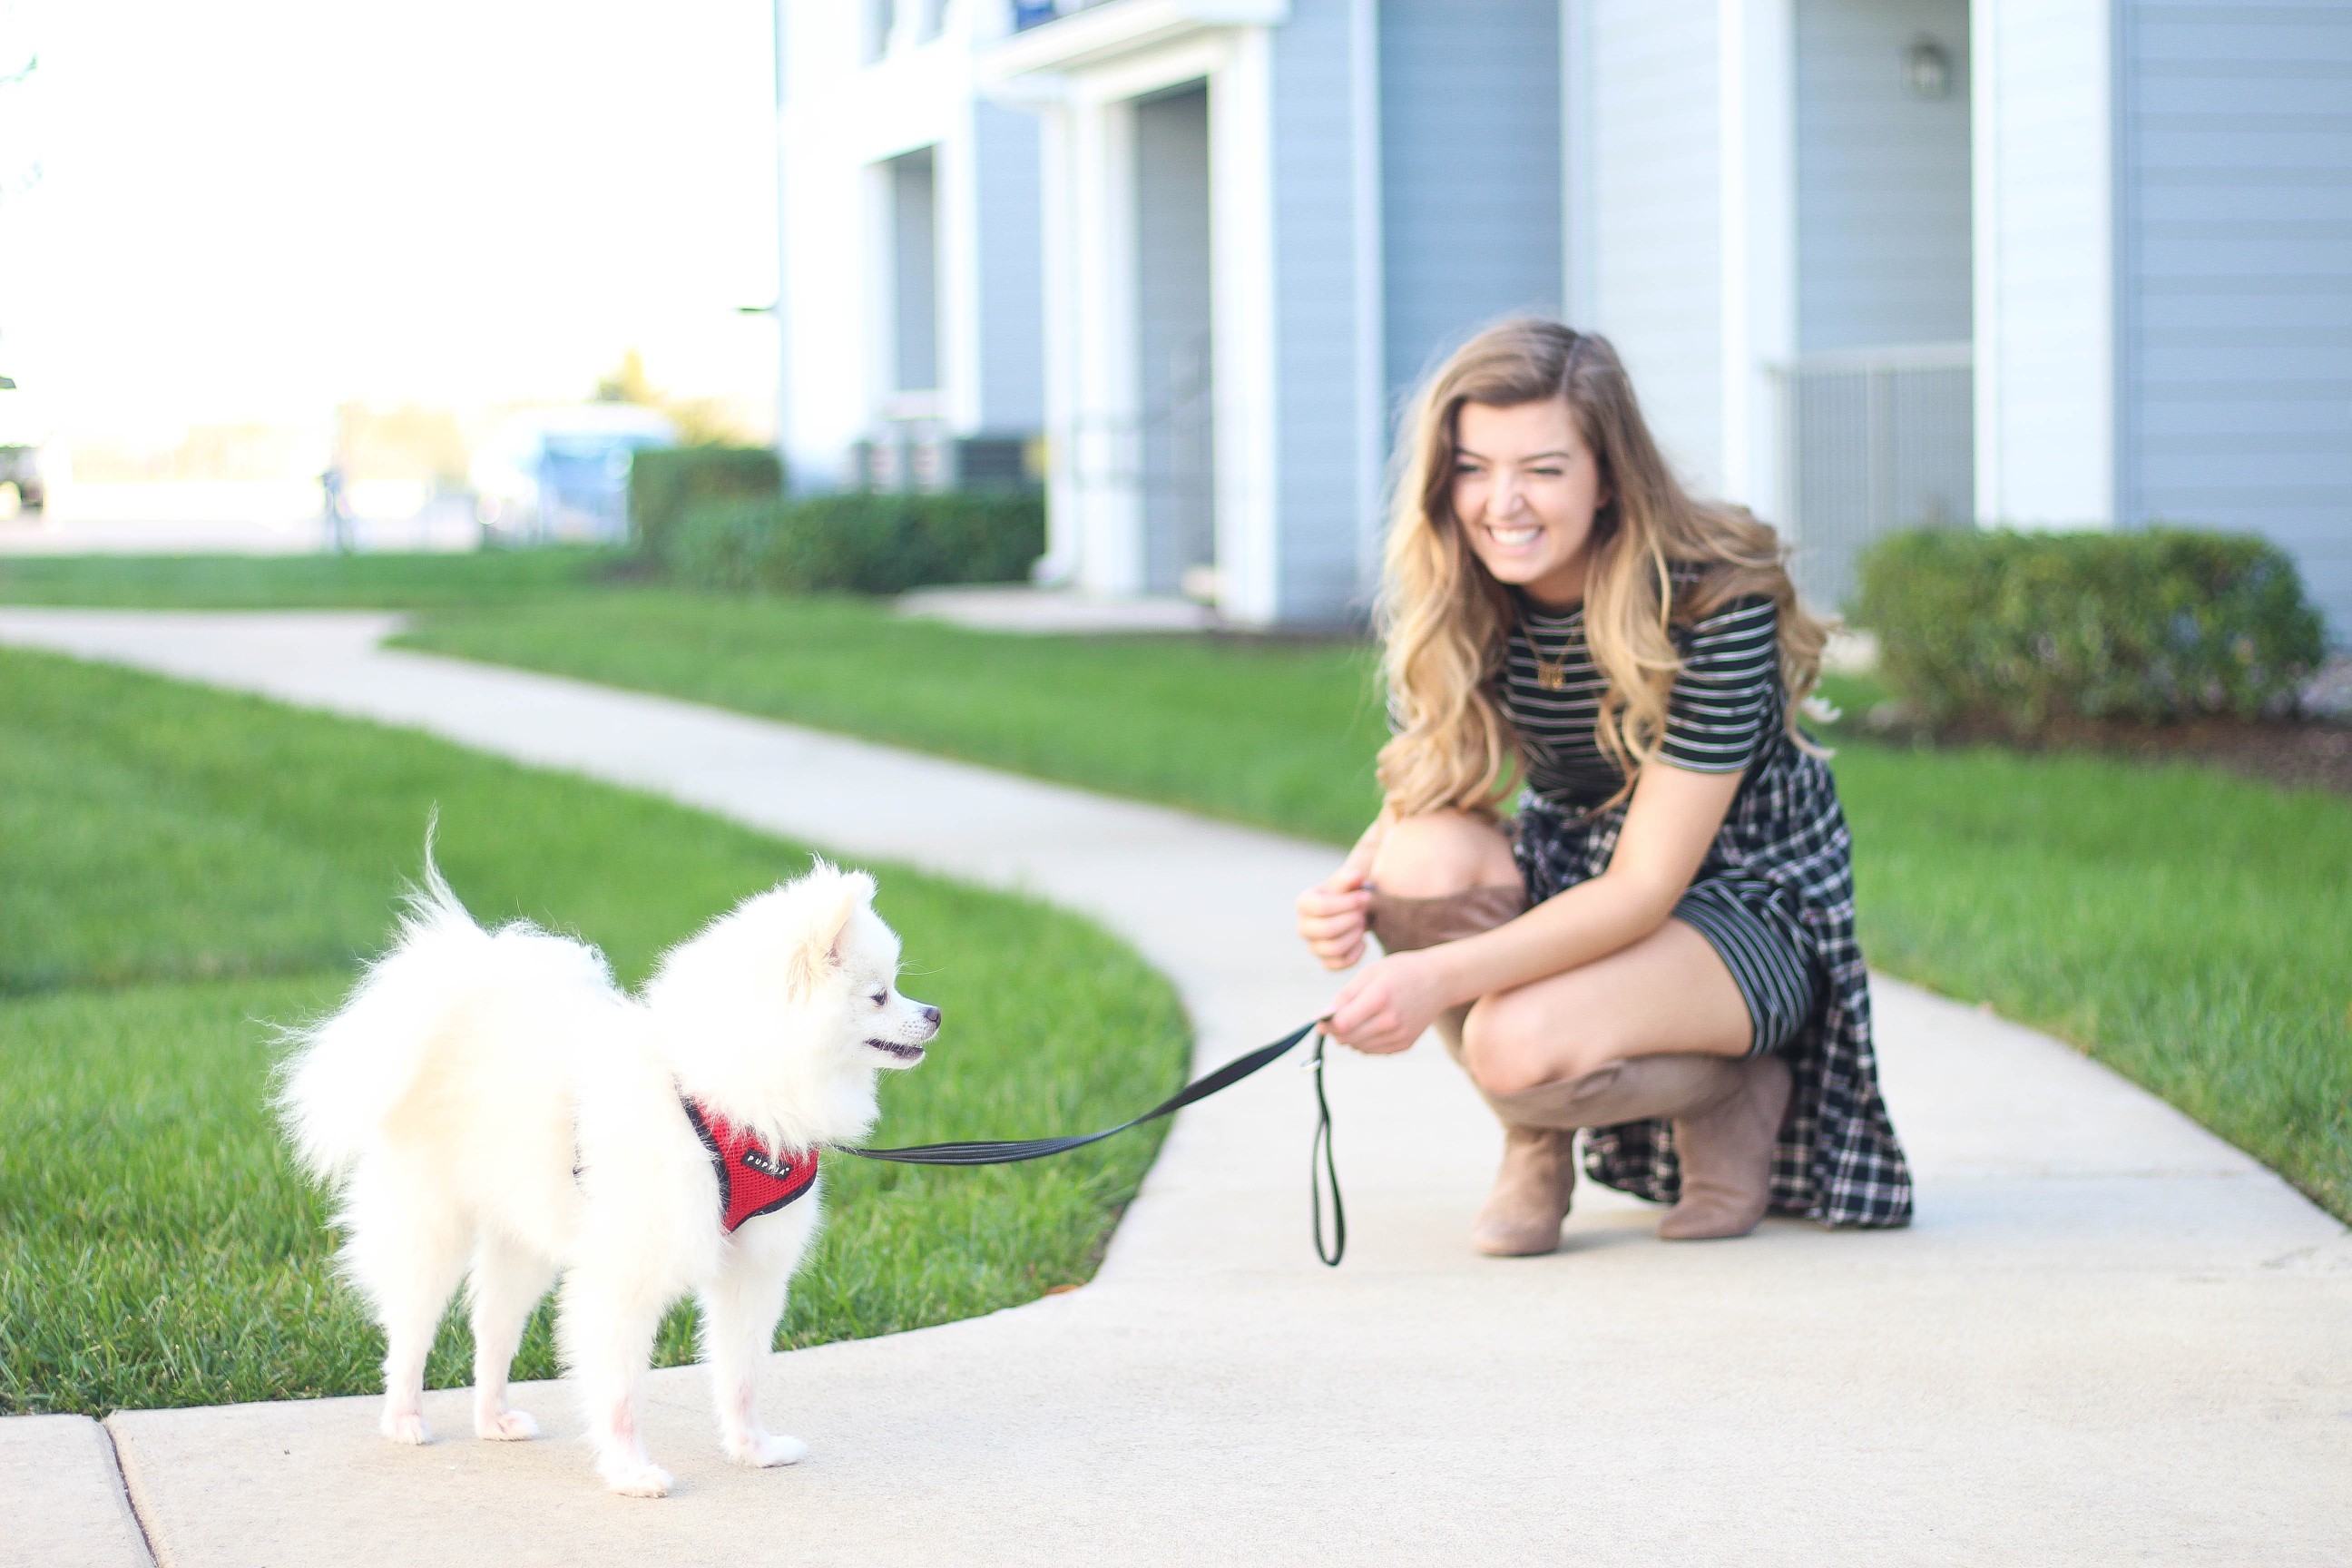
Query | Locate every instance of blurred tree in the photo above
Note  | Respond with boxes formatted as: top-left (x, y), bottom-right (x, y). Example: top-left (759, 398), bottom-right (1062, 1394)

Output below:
top-left (593, 348), bottom-right (750, 447)
top-left (334, 402), bottom-right (472, 487)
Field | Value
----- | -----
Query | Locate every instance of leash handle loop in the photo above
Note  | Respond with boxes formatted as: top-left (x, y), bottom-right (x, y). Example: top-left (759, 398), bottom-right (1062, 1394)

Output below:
top-left (1308, 1030), bottom-right (1346, 1267)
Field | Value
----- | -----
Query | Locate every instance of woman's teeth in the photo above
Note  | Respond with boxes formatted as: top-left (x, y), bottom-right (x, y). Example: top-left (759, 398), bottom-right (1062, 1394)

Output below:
top-left (1489, 524), bottom-right (1542, 547)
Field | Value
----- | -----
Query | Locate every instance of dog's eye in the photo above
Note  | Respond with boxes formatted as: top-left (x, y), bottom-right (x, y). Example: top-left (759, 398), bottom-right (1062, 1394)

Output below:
top-left (868, 989), bottom-right (887, 1006)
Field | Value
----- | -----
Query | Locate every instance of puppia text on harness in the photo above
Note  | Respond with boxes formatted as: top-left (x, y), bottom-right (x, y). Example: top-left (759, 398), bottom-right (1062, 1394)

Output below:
top-left (681, 1099), bottom-right (820, 1234)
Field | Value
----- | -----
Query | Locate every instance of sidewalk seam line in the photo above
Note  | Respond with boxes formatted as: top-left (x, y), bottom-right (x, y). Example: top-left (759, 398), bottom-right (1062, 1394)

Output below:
top-left (99, 1416), bottom-right (166, 1568)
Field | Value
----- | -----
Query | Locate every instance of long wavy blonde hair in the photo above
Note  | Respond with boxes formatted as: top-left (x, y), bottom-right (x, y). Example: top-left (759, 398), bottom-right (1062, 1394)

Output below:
top-left (1376, 319), bottom-right (1828, 819)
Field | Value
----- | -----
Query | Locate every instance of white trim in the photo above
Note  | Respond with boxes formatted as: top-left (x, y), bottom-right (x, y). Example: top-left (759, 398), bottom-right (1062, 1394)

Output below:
top-left (1066, 34), bottom-right (1234, 105)
top-left (984, 0), bottom-right (1288, 77)
top-left (1210, 27), bottom-right (1279, 624)
top-left (1560, 0), bottom-right (1595, 328)
top-left (1349, 0), bottom-right (1386, 603)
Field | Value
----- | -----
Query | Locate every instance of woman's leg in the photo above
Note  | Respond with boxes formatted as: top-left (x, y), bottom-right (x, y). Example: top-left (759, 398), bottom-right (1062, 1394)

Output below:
top-left (1458, 917), bottom-right (1749, 1093)
top-left (1460, 923), bottom-right (1792, 1240)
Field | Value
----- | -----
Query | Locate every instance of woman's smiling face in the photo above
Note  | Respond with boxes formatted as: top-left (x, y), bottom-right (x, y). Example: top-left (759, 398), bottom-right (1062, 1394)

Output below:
top-left (1452, 397), bottom-right (1607, 607)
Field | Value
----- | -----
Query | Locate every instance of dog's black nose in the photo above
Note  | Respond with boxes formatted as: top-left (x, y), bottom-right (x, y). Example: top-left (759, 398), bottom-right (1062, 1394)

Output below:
top-left (922, 1005), bottom-right (941, 1026)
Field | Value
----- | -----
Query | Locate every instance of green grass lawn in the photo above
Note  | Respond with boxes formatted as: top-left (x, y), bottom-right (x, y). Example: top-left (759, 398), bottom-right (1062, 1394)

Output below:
top-left (0, 546), bottom-right (631, 609)
top-left (405, 590), bottom-right (1390, 844)
top-left (0, 645), bottom-right (1188, 1418)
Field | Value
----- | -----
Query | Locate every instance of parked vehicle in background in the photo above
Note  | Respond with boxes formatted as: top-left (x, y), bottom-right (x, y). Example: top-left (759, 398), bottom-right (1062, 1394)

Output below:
top-left (0, 375), bottom-right (52, 518)
top-left (469, 405), bottom-right (678, 544)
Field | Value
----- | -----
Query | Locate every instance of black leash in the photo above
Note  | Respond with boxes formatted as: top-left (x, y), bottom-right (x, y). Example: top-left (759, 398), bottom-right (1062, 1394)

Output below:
top-left (845, 1019), bottom-right (1347, 1266)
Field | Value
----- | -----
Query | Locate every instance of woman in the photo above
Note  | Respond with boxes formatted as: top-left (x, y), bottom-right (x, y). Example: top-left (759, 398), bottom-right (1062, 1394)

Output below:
top-left (1297, 320), bottom-right (1910, 1256)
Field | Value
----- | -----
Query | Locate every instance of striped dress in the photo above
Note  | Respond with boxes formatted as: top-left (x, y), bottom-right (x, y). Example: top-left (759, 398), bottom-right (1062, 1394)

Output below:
top-left (1496, 580), bottom-right (1914, 1230)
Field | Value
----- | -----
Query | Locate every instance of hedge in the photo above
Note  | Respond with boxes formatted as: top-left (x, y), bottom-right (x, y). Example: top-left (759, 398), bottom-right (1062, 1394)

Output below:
top-left (1854, 526), bottom-right (2326, 730)
top-left (662, 493), bottom-right (1044, 595)
top-left (628, 446), bottom-right (784, 562)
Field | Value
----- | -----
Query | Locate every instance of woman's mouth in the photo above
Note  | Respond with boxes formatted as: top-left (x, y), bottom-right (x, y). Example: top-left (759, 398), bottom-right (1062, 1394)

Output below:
top-left (1486, 523), bottom-right (1543, 549)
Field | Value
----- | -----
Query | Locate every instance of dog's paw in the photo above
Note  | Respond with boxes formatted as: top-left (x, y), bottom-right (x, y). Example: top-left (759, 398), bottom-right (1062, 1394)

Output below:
top-left (475, 1407), bottom-right (539, 1442)
top-left (725, 1429), bottom-right (808, 1469)
top-left (600, 1461), bottom-right (673, 1499)
top-left (379, 1409), bottom-right (432, 1446)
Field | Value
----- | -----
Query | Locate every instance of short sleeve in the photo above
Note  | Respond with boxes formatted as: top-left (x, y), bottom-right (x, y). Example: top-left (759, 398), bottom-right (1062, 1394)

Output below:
top-left (1660, 596), bottom-right (1779, 772)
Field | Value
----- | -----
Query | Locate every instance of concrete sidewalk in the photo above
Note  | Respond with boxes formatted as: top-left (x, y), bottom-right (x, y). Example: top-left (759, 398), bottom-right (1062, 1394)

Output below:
top-left (2, 608), bottom-right (2347, 1567)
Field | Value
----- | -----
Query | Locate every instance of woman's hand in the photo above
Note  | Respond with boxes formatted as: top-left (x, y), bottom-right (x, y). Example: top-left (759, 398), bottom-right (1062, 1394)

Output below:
top-left (1296, 818), bottom-right (1387, 971)
top-left (1323, 949), bottom-right (1455, 1055)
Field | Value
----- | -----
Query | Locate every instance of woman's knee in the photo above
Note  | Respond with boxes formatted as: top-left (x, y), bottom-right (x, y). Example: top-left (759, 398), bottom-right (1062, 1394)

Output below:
top-left (1370, 809), bottom-right (1517, 899)
top-left (1459, 991), bottom-right (1620, 1097)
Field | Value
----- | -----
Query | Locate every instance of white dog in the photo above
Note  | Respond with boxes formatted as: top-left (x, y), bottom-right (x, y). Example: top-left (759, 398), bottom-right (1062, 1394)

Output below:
top-left (278, 856), bottom-right (937, 1497)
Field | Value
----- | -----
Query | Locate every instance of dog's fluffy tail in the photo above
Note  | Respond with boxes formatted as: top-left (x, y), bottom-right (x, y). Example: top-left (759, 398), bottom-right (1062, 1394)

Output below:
top-left (275, 848), bottom-right (505, 1186)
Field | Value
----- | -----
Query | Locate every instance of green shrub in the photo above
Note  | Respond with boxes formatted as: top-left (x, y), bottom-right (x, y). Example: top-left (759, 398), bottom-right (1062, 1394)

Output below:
top-left (628, 446), bottom-right (784, 561)
top-left (664, 493), bottom-right (1044, 595)
top-left (1855, 526), bottom-right (2326, 730)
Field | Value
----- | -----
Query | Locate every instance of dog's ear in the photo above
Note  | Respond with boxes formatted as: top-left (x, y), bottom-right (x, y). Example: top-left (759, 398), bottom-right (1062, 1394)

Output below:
top-left (786, 875), bottom-right (861, 997)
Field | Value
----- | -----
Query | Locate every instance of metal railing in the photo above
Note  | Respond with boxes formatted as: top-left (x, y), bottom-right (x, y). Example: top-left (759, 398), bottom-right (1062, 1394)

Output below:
top-left (1775, 341), bottom-right (1974, 613)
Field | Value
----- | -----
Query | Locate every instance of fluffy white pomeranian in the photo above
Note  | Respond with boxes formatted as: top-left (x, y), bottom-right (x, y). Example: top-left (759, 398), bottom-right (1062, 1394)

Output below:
top-left (278, 854), bottom-right (937, 1497)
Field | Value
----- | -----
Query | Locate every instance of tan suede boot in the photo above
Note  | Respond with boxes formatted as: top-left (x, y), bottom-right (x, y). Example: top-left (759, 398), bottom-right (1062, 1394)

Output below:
top-left (1467, 1123), bottom-right (1580, 1256)
top-left (1488, 1052), bottom-right (1787, 1241)
top-left (1655, 1054), bottom-right (1793, 1240)
top-left (1483, 1054), bottom-right (1745, 1132)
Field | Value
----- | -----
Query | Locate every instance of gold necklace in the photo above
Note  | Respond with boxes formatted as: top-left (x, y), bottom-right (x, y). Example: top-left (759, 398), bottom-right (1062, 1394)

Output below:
top-left (1529, 621), bottom-right (1574, 690)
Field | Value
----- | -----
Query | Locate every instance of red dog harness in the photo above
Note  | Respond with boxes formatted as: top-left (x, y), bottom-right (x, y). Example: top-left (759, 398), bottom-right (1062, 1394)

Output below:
top-left (681, 1099), bottom-right (820, 1234)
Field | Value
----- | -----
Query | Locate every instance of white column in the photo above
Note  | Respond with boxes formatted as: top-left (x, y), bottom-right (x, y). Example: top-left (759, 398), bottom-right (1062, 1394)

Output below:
top-left (1972, 0), bottom-right (2115, 528)
top-left (936, 111), bottom-right (985, 433)
top-left (1033, 99), bottom-right (1083, 583)
top-left (1718, 0), bottom-right (1796, 516)
top-left (1070, 94), bottom-right (1144, 595)
top-left (1210, 27), bottom-right (1280, 624)
top-left (1584, 0), bottom-right (1790, 511)
top-left (1349, 0), bottom-right (1387, 603)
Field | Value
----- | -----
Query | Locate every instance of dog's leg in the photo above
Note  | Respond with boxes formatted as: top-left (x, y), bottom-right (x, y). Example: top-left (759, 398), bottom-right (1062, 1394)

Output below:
top-left (344, 1167), bottom-right (469, 1447)
top-left (467, 1235), bottom-right (555, 1441)
top-left (558, 1270), bottom-right (675, 1497)
top-left (701, 1247), bottom-right (805, 1469)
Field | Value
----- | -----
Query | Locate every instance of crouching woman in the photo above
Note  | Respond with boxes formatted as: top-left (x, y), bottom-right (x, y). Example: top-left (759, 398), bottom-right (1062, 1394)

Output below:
top-left (1298, 320), bottom-right (1911, 1255)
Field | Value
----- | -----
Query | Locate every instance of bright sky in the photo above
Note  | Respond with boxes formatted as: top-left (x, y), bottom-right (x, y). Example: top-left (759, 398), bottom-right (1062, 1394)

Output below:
top-left (0, 0), bottom-right (780, 443)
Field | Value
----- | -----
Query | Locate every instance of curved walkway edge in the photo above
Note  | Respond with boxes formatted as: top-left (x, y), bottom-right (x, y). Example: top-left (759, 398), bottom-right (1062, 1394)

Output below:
top-left (3, 608), bottom-right (2347, 1568)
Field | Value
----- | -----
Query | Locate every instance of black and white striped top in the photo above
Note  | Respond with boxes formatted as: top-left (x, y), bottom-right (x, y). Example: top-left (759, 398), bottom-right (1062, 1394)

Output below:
top-left (1500, 587), bottom-right (1783, 807)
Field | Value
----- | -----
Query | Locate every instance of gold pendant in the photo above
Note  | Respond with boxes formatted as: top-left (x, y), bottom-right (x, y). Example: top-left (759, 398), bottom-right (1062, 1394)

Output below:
top-left (1535, 659), bottom-right (1568, 691)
